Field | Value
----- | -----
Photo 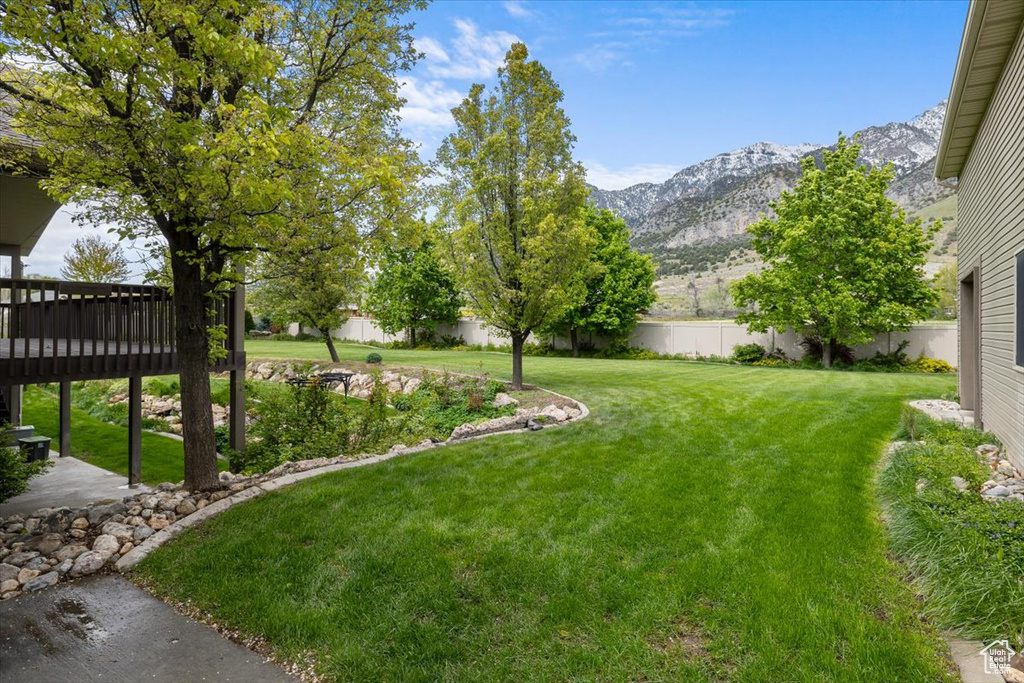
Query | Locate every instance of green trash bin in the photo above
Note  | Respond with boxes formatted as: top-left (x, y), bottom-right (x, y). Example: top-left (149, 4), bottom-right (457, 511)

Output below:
top-left (19, 436), bottom-right (51, 463)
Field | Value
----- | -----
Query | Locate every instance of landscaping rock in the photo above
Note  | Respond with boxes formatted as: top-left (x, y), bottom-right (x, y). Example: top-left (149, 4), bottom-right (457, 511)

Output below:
top-left (24, 533), bottom-right (64, 555)
top-left (24, 556), bottom-right (49, 571)
top-left (0, 579), bottom-right (18, 593)
top-left (55, 545), bottom-right (88, 562)
top-left (0, 563), bottom-right (20, 583)
top-left (17, 568), bottom-right (40, 584)
top-left (101, 522), bottom-right (135, 544)
top-left (950, 476), bottom-right (969, 491)
top-left (984, 485), bottom-right (1011, 498)
top-left (71, 517), bottom-right (89, 530)
top-left (55, 559), bottom-right (74, 574)
top-left (69, 551), bottom-right (107, 577)
top-left (149, 518), bottom-right (170, 531)
top-left (133, 525), bottom-right (155, 542)
top-left (540, 405), bottom-right (568, 422)
top-left (88, 501), bottom-right (127, 526)
top-left (41, 507), bottom-right (76, 533)
top-left (492, 392), bottom-right (519, 408)
top-left (92, 534), bottom-right (121, 556)
top-left (23, 571), bottom-right (59, 592)
top-left (176, 500), bottom-right (197, 516)
top-left (5, 551), bottom-right (40, 567)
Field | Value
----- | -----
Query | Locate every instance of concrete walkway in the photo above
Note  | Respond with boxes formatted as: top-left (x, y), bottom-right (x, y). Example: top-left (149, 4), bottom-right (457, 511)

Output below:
top-left (0, 451), bottom-right (150, 518)
top-left (0, 574), bottom-right (295, 683)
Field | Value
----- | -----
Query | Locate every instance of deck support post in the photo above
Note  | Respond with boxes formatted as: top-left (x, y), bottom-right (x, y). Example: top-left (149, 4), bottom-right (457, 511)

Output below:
top-left (228, 268), bottom-right (246, 453)
top-left (128, 375), bottom-right (142, 487)
top-left (4, 250), bottom-right (24, 426)
top-left (59, 381), bottom-right (71, 457)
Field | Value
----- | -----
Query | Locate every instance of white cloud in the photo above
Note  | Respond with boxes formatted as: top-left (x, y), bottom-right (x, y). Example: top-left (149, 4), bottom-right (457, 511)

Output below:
top-left (503, 1), bottom-right (535, 20)
top-left (398, 77), bottom-right (465, 131)
top-left (424, 19), bottom-right (521, 80)
top-left (573, 42), bottom-right (631, 75)
top-left (584, 161), bottom-right (680, 190)
top-left (415, 36), bottom-right (450, 64)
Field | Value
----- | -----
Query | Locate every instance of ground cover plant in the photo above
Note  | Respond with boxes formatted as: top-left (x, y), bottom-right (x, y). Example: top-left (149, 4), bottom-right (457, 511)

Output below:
top-left (20, 386), bottom-right (227, 486)
top-left (880, 409), bottom-right (1024, 648)
top-left (136, 341), bottom-right (963, 681)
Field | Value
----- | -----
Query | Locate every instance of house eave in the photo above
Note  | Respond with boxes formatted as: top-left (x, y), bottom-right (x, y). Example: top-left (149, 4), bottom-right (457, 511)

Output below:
top-left (934, 0), bottom-right (1024, 180)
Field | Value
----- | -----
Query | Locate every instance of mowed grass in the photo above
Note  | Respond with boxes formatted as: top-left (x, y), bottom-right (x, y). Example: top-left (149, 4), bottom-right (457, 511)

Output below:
top-left (137, 341), bottom-right (959, 681)
top-left (21, 385), bottom-right (227, 486)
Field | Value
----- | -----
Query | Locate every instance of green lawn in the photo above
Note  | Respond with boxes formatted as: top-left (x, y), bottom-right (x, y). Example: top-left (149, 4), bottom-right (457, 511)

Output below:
top-left (22, 385), bottom-right (227, 486)
top-left (135, 341), bottom-right (962, 681)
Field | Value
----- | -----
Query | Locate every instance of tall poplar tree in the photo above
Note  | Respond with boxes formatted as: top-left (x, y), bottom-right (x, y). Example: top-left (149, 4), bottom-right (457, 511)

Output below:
top-left (435, 43), bottom-right (593, 388)
top-left (1, 0), bottom-right (422, 489)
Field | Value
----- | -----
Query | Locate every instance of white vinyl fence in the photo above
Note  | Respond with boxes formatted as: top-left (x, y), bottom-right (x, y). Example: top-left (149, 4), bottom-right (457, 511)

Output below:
top-left (289, 317), bottom-right (958, 367)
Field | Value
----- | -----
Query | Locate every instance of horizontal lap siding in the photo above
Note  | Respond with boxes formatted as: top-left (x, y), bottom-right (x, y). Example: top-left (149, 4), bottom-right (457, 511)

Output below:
top-left (958, 22), bottom-right (1024, 469)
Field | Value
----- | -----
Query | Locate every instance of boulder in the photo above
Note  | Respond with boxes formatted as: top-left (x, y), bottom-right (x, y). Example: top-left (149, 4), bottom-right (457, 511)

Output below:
top-left (23, 571), bottom-right (59, 592)
top-left (101, 522), bottom-right (135, 544)
top-left (55, 545), bottom-right (88, 562)
top-left (69, 551), bottom-right (107, 577)
top-left (0, 563), bottom-right (20, 583)
top-left (88, 501), bottom-right (127, 526)
top-left (5, 551), bottom-right (40, 567)
top-left (92, 534), bottom-right (121, 556)
top-left (492, 392), bottom-right (518, 408)
top-left (24, 533), bottom-right (64, 555)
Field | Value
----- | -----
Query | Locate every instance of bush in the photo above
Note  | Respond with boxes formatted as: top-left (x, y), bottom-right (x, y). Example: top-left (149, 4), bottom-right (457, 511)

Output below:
top-left (0, 427), bottom-right (53, 503)
top-left (733, 343), bottom-right (766, 363)
top-left (911, 357), bottom-right (955, 374)
top-left (230, 381), bottom-right (354, 474)
top-left (366, 352), bottom-right (383, 364)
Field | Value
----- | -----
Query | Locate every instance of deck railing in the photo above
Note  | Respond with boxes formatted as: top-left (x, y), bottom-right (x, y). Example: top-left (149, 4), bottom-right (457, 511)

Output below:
top-left (0, 278), bottom-right (242, 384)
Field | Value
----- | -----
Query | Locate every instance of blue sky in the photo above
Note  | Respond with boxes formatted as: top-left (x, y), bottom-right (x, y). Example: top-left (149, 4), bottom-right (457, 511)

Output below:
top-left (23, 0), bottom-right (968, 277)
top-left (400, 0), bottom-right (968, 189)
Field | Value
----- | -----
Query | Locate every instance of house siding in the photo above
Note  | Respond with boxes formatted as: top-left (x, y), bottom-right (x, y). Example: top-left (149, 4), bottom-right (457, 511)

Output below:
top-left (957, 21), bottom-right (1024, 470)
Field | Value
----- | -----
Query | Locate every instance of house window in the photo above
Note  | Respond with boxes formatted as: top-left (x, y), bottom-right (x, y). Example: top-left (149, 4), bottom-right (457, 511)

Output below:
top-left (1017, 249), bottom-right (1024, 368)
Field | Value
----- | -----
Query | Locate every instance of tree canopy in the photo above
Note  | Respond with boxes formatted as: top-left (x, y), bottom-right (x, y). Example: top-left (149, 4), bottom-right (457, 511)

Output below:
top-left (365, 237), bottom-right (462, 347)
top-left (435, 43), bottom-right (593, 388)
top-left (544, 207), bottom-right (657, 355)
top-left (731, 135), bottom-right (938, 367)
top-left (251, 238), bottom-right (363, 362)
top-left (60, 234), bottom-right (131, 283)
top-left (1, 0), bottom-right (423, 489)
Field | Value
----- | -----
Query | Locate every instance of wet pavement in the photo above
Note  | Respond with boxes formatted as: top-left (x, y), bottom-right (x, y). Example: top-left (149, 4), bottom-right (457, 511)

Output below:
top-left (0, 574), bottom-right (296, 683)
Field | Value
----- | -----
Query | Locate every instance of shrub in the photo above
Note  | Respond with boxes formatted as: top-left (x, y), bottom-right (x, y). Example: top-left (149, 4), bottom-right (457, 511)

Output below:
top-left (214, 424), bottom-right (231, 453)
top-left (0, 426), bottom-right (54, 503)
top-left (733, 343), bottom-right (766, 363)
top-left (230, 381), bottom-right (353, 474)
top-left (911, 357), bottom-right (955, 374)
top-left (752, 357), bottom-right (787, 367)
top-left (366, 352), bottom-right (383, 364)
top-left (293, 332), bottom-right (318, 342)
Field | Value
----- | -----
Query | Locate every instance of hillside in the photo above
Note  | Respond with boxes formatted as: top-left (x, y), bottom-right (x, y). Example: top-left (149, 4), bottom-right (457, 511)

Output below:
top-left (587, 102), bottom-right (957, 317)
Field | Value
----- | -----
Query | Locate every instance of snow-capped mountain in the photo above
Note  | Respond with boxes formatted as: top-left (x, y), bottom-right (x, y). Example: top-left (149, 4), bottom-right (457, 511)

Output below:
top-left (589, 101), bottom-right (950, 250)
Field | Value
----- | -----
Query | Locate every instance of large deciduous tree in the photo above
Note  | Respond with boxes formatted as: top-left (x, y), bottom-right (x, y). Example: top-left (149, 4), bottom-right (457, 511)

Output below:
top-left (251, 238), bottom-right (363, 363)
top-left (1, 0), bottom-right (422, 489)
top-left (60, 234), bottom-right (131, 283)
top-left (365, 238), bottom-right (461, 347)
top-left (731, 136), bottom-right (938, 367)
top-left (544, 207), bottom-right (657, 356)
top-left (435, 43), bottom-right (593, 388)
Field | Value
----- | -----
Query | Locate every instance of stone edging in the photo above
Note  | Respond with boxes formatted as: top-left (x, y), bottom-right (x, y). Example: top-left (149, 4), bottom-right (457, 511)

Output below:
top-left (115, 391), bottom-right (589, 573)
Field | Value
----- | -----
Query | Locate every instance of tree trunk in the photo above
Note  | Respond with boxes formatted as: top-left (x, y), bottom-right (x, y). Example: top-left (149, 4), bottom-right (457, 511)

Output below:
top-left (570, 328), bottom-right (579, 358)
top-left (171, 250), bottom-right (220, 491)
top-left (323, 329), bottom-right (340, 363)
top-left (511, 333), bottom-right (525, 390)
top-left (410, 326), bottom-right (416, 348)
top-left (822, 338), bottom-right (833, 368)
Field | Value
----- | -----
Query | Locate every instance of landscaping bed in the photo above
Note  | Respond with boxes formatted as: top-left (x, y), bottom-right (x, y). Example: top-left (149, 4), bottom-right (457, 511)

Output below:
top-left (880, 407), bottom-right (1024, 652)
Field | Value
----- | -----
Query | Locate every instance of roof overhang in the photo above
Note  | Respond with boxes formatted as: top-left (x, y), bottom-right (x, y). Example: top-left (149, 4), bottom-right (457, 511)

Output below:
top-left (935, 0), bottom-right (1024, 181)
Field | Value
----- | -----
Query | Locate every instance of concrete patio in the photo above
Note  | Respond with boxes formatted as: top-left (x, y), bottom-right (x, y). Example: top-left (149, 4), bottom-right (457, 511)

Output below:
top-left (0, 451), bottom-right (149, 518)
